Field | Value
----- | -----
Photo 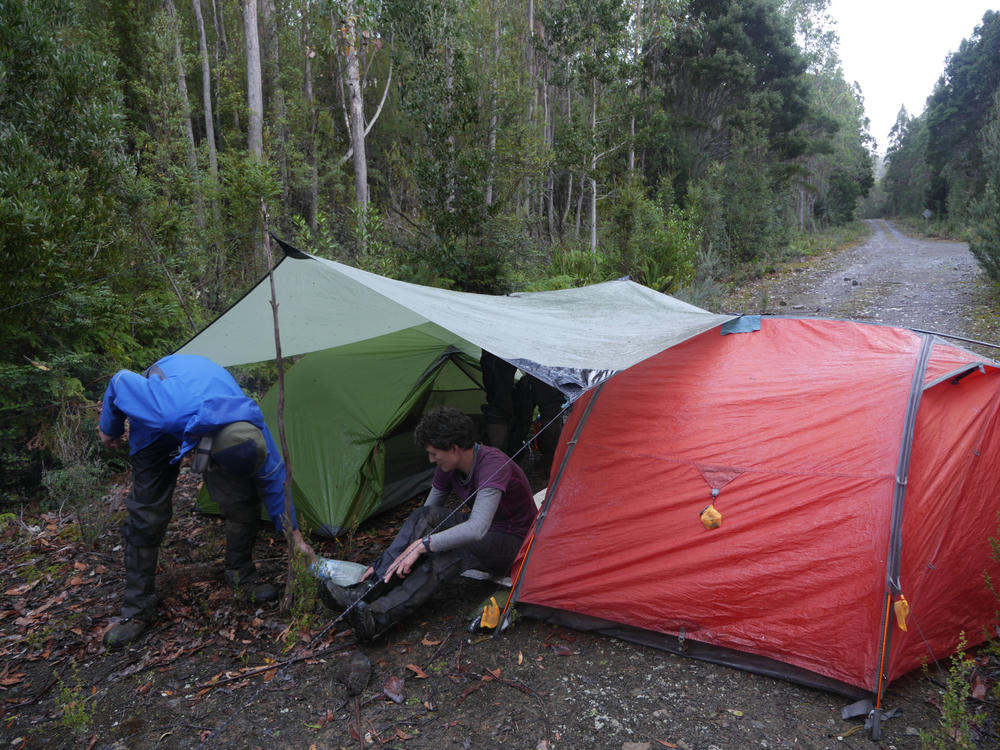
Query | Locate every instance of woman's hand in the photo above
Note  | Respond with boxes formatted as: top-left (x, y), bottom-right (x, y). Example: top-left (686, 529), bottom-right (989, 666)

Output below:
top-left (384, 539), bottom-right (426, 581)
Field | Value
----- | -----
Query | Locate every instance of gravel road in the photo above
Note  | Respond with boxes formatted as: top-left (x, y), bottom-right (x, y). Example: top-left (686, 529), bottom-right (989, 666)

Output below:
top-left (723, 219), bottom-right (997, 355)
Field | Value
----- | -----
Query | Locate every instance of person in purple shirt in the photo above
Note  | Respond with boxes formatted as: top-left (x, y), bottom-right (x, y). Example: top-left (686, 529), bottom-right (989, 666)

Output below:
top-left (98, 354), bottom-right (314, 650)
top-left (321, 406), bottom-right (538, 642)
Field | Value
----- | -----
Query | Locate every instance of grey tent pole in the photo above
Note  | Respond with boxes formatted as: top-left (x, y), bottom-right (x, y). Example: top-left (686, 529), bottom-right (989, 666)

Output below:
top-left (871, 333), bottom-right (933, 729)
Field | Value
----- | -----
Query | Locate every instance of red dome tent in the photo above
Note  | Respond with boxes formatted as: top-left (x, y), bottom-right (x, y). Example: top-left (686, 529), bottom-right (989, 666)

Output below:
top-left (511, 317), bottom-right (1000, 713)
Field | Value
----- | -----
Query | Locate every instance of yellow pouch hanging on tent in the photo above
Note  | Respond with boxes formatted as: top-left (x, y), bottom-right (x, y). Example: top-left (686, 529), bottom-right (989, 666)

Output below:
top-left (893, 595), bottom-right (910, 631)
top-left (700, 504), bottom-right (722, 530)
top-left (479, 596), bottom-right (501, 630)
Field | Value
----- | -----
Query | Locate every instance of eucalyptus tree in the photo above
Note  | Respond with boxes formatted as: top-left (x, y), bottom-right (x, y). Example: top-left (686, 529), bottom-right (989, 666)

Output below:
top-left (924, 10), bottom-right (1000, 220)
top-left (244, 0), bottom-right (265, 158)
top-left (644, 0), bottom-right (810, 261)
top-left (542, 0), bottom-right (632, 253)
top-left (882, 107), bottom-right (931, 217)
top-left (968, 90), bottom-right (1000, 279)
top-left (380, 0), bottom-right (543, 290)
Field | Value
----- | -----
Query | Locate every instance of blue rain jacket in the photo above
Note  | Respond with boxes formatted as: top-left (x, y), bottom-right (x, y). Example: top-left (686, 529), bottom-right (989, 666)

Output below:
top-left (99, 354), bottom-right (296, 531)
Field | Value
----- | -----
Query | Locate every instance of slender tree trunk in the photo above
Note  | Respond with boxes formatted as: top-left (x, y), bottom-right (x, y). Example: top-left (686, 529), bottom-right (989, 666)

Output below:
top-left (443, 16), bottom-right (455, 214)
top-left (193, 0), bottom-right (218, 181)
top-left (244, 0), bottom-right (264, 160)
top-left (342, 0), bottom-right (369, 209)
top-left (563, 88), bottom-right (574, 230)
top-left (590, 77), bottom-right (598, 254)
top-left (485, 15), bottom-right (500, 210)
top-left (544, 52), bottom-right (554, 240)
top-left (575, 171), bottom-right (584, 239)
top-left (628, 0), bottom-right (642, 175)
top-left (210, 0), bottom-right (227, 136)
top-left (260, 0), bottom-right (290, 208)
top-left (192, 1), bottom-right (220, 210)
top-left (303, 5), bottom-right (318, 236)
top-left (165, 0), bottom-right (206, 230)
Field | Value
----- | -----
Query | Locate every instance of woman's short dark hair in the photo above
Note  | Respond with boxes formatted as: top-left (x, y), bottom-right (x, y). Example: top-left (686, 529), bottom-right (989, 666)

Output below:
top-left (414, 407), bottom-right (476, 450)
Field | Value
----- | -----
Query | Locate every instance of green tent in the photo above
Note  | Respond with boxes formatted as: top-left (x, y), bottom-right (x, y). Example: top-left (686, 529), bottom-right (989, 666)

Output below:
top-left (258, 325), bottom-right (483, 536)
top-left (178, 242), bottom-right (733, 536)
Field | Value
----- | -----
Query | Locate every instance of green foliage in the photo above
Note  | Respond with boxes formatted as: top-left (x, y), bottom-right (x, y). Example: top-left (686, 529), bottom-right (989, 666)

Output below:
top-left (920, 634), bottom-right (980, 749)
top-left (282, 548), bottom-right (321, 653)
top-left (55, 662), bottom-right (95, 733)
top-left (924, 11), bottom-right (1000, 220)
top-left (538, 245), bottom-right (619, 289)
top-left (883, 109), bottom-right (932, 218)
top-left (605, 181), bottom-right (697, 292)
top-left (0, 0), bottom-right (187, 500)
top-left (352, 202), bottom-right (392, 273)
top-left (969, 91), bottom-right (1000, 280)
top-left (687, 123), bottom-right (789, 266)
top-left (41, 404), bottom-right (108, 549)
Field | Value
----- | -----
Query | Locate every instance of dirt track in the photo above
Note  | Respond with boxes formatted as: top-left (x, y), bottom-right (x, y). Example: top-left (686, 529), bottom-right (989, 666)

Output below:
top-left (2, 221), bottom-right (997, 750)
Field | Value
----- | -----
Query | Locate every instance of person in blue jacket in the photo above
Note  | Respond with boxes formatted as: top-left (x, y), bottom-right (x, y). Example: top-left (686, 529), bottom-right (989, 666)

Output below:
top-left (98, 354), bottom-right (315, 650)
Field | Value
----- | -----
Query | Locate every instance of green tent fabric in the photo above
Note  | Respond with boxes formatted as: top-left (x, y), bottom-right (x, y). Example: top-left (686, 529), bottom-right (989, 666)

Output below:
top-left (261, 325), bottom-right (483, 536)
top-left (179, 246), bottom-right (734, 536)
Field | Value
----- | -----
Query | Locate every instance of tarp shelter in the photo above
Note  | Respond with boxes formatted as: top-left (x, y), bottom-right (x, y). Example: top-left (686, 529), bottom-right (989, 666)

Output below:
top-left (176, 242), bottom-right (732, 535)
top-left (510, 316), bottom-right (1000, 703)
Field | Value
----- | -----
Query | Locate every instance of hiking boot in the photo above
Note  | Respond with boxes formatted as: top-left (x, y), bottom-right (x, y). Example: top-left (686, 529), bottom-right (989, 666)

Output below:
top-left (225, 565), bottom-right (279, 605)
top-left (320, 576), bottom-right (386, 611)
top-left (243, 581), bottom-right (279, 604)
top-left (344, 600), bottom-right (380, 643)
top-left (319, 580), bottom-right (360, 611)
top-left (103, 617), bottom-right (150, 650)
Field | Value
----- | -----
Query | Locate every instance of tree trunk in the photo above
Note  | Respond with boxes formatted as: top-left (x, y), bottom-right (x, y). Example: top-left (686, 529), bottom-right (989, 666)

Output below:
top-left (628, 0), bottom-right (642, 175)
top-left (590, 77), bottom-right (598, 254)
top-left (563, 87), bottom-right (574, 231)
top-left (575, 171), bottom-right (584, 239)
top-left (244, 0), bottom-right (264, 160)
top-left (192, 0), bottom-right (223, 292)
top-left (210, 0), bottom-right (228, 136)
top-left (302, 5), bottom-right (318, 236)
top-left (165, 0), bottom-right (206, 231)
top-left (260, 0), bottom-right (290, 209)
top-left (485, 15), bottom-right (500, 210)
top-left (342, 0), bottom-right (369, 209)
top-left (192, 1), bottom-right (220, 208)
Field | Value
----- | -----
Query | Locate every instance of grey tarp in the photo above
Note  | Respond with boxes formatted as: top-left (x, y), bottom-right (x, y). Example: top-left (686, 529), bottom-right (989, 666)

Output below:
top-left (177, 249), bottom-right (734, 394)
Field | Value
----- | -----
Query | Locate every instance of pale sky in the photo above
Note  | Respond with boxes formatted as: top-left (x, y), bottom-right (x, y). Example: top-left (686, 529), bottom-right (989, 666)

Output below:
top-left (827, 1), bottom-right (998, 154)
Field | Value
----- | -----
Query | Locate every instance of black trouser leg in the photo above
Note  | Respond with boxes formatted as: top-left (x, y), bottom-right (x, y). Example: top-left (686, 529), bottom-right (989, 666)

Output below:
top-left (204, 465), bottom-right (277, 602)
top-left (481, 351), bottom-right (516, 451)
top-left (120, 544), bottom-right (160, 622)
top-left (204, 464), bottom-right (262, 582)
top-left (223, 519), bottom-right (259, 584)
top-left (365, 505), bottom-right (524, 631)
top-left (118, 435), bottom-right (179, 621)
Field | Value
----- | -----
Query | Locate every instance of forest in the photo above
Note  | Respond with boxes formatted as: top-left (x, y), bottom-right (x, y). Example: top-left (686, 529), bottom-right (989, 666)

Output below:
top-left (1, 0), bottom-right (998, 503)
top-left (875, 8), bottom-right (1000, 280)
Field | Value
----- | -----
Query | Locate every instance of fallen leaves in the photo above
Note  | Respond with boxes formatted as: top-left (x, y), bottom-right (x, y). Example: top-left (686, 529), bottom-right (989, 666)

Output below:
top-left (4, 580), bottom-right (40, 597)
top-left (405, 663), bottom-right (428, 679)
